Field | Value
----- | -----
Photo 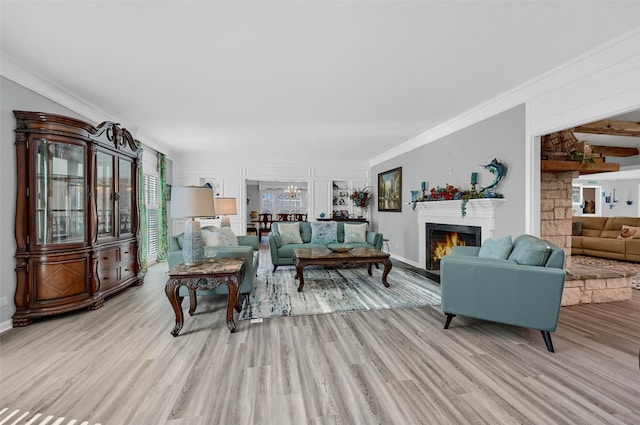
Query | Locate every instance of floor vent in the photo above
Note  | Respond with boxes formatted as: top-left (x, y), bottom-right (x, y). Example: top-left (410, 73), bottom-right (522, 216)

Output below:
top-left (0, 408), bottom-right (100, 425)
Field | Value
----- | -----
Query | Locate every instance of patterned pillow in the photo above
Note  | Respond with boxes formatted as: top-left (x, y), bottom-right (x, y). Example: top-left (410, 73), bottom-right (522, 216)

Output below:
top-left (343, 223), bottom-right (367, 243)
top-left (478, 235), bottom-right (513, 259)
top-left (617, 225), bottom-right (640, 239)
top-left (278, 222), bottom-right (304, 244)
top-left (201, 227), bottom-right (238, 246)
top-left (311, 221), bottom-right (338, 244)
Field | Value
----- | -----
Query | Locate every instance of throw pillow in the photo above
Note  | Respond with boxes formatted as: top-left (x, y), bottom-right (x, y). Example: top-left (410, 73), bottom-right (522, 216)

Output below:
top-left (617, 224), bottom-right (640, 239)
top-left (507, 236), bottom-right (551, 266)
top-left (201, 227), bottom-right (238, 247)
top-left (571, 221), bottom-right (582, 236)
top-left (343, 223), bottom-right (367, 243)
top-left (478, 235), bottom-right (513, 260)
top-left (311, 221), bottom-right (338, 244)
top-left (278, 222), bottom-right (304, 244)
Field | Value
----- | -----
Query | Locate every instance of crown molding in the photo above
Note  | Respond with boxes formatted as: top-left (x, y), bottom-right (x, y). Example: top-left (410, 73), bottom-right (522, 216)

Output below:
top-left (370, 26), bottom-right (640, 167)
top-left (1, 54), bottom-right (174, 158)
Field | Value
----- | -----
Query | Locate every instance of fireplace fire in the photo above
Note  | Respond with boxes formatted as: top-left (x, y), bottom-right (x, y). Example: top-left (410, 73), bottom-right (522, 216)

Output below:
top-left (425, 223), bottom-right (481, 282)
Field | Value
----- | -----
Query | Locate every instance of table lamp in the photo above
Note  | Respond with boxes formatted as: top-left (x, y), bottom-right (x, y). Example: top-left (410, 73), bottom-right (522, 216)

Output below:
top-left (214, 197), bottom-right (237, 227)
top-left (170, 186), bottom-right (216, 266)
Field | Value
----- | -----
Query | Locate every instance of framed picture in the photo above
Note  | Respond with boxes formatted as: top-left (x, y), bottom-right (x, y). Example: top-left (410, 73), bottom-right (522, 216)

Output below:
top-left (378, 167), bottom-right (402, 212)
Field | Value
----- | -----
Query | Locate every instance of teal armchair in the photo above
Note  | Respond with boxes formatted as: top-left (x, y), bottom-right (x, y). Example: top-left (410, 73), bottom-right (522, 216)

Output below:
top-left (440, 235), bottom-right (566, 352)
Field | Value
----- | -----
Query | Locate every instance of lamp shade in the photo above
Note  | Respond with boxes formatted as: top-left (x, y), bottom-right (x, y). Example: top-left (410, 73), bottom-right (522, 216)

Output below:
top-left (170, 186), bottom-right (216, 218)
top-left (214, 197), bottom-right (237, 215)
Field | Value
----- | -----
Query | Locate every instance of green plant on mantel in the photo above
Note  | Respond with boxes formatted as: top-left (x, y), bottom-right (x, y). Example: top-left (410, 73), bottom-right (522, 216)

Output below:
top-left (568, 151), bottom-right (596, 167)
top-left (411, 184), bottom-right (503, 217)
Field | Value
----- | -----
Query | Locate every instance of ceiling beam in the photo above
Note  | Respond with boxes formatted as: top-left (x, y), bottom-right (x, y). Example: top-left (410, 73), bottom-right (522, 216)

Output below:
top-left (590, 145), bottom-right (639, 157)
top-left (540, 160), bottom-right (620, 174)
top-left (573, 119), bottom-right (640, 137)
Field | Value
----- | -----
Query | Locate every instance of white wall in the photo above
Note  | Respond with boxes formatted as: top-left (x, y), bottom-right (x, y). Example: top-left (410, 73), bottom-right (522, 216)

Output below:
top-left (574, 177), bottom-right (640, 217)
top-left (171, 156), bottom-right (370, 236)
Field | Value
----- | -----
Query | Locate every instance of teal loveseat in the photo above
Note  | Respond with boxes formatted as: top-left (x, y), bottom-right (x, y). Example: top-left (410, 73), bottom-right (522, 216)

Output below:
top-left (440, 234), bottom-right (566, 352)
top-left (268, 221), bottom-right (383, 271)
top-left (167, 226), bottom-right (259, 304)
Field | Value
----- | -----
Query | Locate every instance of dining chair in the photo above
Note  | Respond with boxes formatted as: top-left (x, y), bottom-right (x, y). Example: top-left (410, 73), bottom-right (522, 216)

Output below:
top-left (294, 213), bottom-right (308, 222)
top-left (258, 213), bottom-right (273, 239)
top-left (277, 213), bottom-right (290, 222)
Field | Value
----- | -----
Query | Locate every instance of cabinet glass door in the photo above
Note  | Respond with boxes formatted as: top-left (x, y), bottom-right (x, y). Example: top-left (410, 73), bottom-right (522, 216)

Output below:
top-left (118, 158), bottom-right (133, 234)
top-left (96, 151), bottom-right (114, 237)
top-left (35, 139), bottom-right (85, 245)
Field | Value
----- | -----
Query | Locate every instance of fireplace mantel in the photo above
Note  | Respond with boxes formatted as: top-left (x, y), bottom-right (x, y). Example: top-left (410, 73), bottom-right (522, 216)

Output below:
top-left (416, 199), bottom-right (506, 269)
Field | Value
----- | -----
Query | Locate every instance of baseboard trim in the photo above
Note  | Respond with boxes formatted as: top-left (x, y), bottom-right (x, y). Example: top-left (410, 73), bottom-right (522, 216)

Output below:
top-left (0, 319), bottom-right (13, 334)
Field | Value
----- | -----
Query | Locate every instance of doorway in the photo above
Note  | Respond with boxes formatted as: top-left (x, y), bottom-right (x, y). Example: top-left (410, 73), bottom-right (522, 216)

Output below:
top-left (580, 185), bottom-right (602, 216)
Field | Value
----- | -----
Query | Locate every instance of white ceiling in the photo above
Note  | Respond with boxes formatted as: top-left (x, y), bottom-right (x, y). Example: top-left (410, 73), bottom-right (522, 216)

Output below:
top-left (2, 1), bottom-right (640, 163)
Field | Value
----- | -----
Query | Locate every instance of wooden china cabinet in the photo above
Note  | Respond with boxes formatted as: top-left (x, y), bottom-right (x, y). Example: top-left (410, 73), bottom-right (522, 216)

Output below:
top-left (13, 111), bottom-right (144, 326)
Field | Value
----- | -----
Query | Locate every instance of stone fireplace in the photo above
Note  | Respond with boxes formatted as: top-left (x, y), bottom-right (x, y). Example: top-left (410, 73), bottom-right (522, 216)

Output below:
top-left (540, 170), bottom-right (577, 268)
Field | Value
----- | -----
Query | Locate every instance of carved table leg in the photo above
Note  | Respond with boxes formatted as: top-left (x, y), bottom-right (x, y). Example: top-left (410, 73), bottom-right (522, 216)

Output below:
top-left (367, 263), bottom-right (373, 276)
top-left (296, 262), bottom-right (306, 292)
top-left (188, 288), bottom-right (197, 316)
top-left (165, 278), bottom-right (184, 337)
top-left (226, 276), bottom-right (238, 333)
top-left (381, 259), bottom-right (392, 287)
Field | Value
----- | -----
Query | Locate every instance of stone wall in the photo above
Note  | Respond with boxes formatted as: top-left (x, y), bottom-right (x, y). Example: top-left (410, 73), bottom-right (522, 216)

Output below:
top-left (540, 171), bottom-right (579, 267)
top-left (563, 271), bottom-right (633, 306)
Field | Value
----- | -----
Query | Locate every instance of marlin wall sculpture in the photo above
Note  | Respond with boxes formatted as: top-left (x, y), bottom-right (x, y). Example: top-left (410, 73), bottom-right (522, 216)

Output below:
top-left (481, 158), bottom-right (507, 192)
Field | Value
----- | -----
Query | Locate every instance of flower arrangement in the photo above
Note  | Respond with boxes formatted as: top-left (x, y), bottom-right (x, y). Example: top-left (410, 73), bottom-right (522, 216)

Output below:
top-left (427, 184), bottom-right (459, 201)
top-left (350, 186), bottom-right (372, 210)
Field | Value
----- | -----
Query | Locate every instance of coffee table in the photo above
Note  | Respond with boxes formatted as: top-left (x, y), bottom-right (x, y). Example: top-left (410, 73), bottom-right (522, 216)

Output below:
top-left (293, 247), bottom-right (392, 292)
top-left (165, 258), bottom-right (245, 336)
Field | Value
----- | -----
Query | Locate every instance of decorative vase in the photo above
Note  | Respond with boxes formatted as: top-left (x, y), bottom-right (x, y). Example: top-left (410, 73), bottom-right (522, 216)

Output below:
top-left (354, 206), bottom-right (364, 218)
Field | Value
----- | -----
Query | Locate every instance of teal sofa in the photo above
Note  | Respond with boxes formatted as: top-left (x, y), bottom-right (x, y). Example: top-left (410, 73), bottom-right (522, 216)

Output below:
top-left (440, 234), bottom-right (566, 352)
top-left (268, 221), bottom-right (384, 271)
top-left (168, 226), bottom-right (259, 303)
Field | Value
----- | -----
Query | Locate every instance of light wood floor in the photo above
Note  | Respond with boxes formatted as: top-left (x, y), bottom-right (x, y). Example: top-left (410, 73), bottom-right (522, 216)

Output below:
top-left (1, 245), bottom-right (639, 424)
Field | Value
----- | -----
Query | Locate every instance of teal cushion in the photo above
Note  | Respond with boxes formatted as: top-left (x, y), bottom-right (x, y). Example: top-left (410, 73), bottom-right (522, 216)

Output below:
top-left (311, 221), bottom-right (338, 244)
top-left (478, 235), bottom-right (513, 259)
top-left (508, 236), bottom-right (552, 266)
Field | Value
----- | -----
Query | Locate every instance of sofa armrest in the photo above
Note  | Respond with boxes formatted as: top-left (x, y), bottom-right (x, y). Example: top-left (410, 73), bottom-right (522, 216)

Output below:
top-left (366, 231), bottom-right (383, 250)
top-left (268, 234), bottom-right (282, 264)
top-left (237, 235), bottom-right (259, 251)
top-left (440, 255), bottom-right (566, 332)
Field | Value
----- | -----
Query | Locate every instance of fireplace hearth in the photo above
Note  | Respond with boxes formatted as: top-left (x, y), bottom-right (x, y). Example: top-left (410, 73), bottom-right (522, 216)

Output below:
top-left (425, 223), bottom-right (481, 282)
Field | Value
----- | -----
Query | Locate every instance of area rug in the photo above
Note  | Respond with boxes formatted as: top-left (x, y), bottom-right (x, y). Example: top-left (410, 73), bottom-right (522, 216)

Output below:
top-left (572, 255), bottom-right (640, 290)
top-left (239, 265), bottom-right (441, 320)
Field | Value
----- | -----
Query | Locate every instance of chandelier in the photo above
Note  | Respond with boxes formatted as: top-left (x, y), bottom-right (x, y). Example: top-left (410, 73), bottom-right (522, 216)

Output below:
top-left (284, 185), bottom-right (300, 199)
